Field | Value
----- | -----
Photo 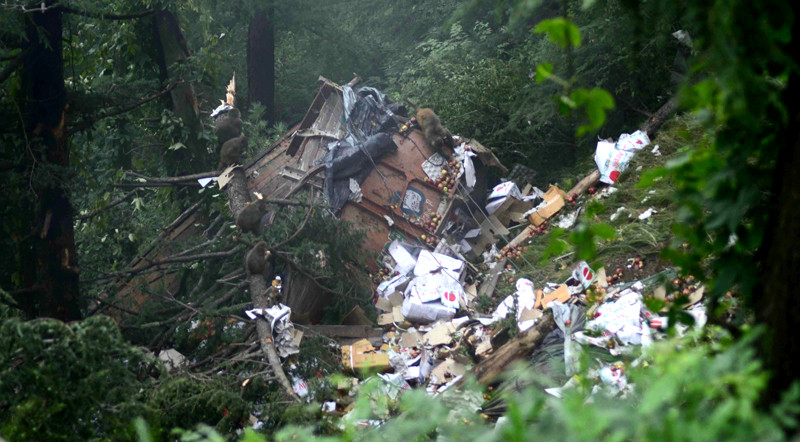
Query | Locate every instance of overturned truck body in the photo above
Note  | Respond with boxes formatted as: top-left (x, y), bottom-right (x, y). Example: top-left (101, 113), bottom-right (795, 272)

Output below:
top-left (114, 77), bottom-right (507, 324)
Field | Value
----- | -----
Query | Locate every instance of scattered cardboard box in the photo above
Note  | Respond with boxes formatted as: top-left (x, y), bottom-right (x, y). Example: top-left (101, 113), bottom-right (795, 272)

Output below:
top-left (423, 322), bottom-right (457, 347)
top-left (688, 286), bottom-right (704, 305)
top-left (291, 329), bottom-right (304, 346)
top-left (378, 313), bottom-right (395, 326)
top-left (494, 197), bottom-right (535, 226)
top-left (376, 296), bottom-right (393, 312)
top-left (392, 306), bottom-right (405, 323)
top-left (341, 339), bottom-right (392, 375)
top-left (528, 185), bottom-right (568, 226)
top-left (342, 306), bottom-right (373, 326)
top-left (519, 308), bottom-right (543, 322)
top-left (430, 359), bottom-right (466, 384)
top-left (475, 340), bottom-right (492, 356)
top-left (217, 165), bottom-right (238, 189)
top-left (401, 331), bottom-right (423, 348)
top-left (389, 292), bottom-right (404, 307)
top-left (539, 284), bottom-right (570, 308)
top-left (597, 267), bottom-right (608, 288)
top-left (464, 211), bottom-right (509, 259)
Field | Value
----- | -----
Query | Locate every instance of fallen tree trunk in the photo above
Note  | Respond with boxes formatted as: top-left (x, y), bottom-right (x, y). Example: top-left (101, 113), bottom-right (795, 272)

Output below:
top-left (224, 166), bottom-right (299, 402)
top-left (458, 312), bottom-right (556, 386)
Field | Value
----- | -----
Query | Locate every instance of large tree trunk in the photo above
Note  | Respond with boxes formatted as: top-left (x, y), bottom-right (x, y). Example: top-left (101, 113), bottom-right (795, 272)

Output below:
top-left (17, 5), bottom-right (82, 321)
top-left (152, 9), bottom-right (203, 175)
top-left (247, 7), bottom-right (275, 124)
top-left (225, 166), bottom-right (298, 402)
top-left (756, 19), bottom-right (800, 407)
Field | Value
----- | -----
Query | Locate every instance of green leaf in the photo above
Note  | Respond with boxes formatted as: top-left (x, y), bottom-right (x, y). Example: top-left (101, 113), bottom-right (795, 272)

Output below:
top-left (591, 223), bottom-right (616, 240)
top-left (535, 63), bottom-right (553, 83)
top-left (534, 18), bottom-right (582, 48)
top-left (168, 142), bottom-right (186, 151)
top-left (572, 88), bottom-right (615, 136)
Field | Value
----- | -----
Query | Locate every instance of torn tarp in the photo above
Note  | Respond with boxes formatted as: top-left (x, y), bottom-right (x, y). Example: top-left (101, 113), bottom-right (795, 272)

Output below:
top-left (320, 86), bottom-right (402, 210)
top-left (342, 86), bottom-right (400, 140)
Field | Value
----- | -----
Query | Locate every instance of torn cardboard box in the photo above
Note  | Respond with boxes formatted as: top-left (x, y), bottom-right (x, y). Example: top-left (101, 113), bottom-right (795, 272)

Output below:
top-left (423, 322), bottom-right (457, 347)
top-left (341, 339), bottom-right (392, 375)
top-left (538, 284), bottom-right (570, 308)
top-left (527, 185), bottom-right (568, 226)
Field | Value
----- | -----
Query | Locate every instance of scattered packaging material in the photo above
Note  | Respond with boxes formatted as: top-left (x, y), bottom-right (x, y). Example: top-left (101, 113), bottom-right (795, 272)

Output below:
top-left (526, 185), bottom-right (568, 226)
top-left (572, 261), bottom-right (596, 289)
top-left (485, 181), bottom-right (523, 215)
top-left (341, 339), bottom-right (392, 375)
top-left (594, 130), bottom-right (651, 184)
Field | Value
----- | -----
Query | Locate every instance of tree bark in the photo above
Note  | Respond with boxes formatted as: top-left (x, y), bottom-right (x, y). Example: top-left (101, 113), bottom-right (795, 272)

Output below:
top-left (152, 9), bottom-right (203, 175)
top-left (16, 4), bottom-right (82, 321)
top-left (224, 166), bottom-right (299, 402)
top-left (756, 18), bottom-right (800, 408)
top-left (457, 313), bottom-right (556, 386)
top-left (247, 6), bottom-right (276, 124)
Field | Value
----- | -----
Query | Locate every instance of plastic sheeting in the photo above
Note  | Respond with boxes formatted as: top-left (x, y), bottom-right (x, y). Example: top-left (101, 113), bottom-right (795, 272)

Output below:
top-left (319, 86), bottom-right (402, 210)
top-left (320, 133), bottom-right (397, 209)
top-left (342, 87), bottom-right (400, 140)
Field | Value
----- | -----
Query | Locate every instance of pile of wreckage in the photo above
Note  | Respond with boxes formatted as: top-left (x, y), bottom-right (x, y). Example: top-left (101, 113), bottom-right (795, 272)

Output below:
top-left (261, 84), bottom-right (708, 423)
top-left (143, 75), bottom-right (697, 426)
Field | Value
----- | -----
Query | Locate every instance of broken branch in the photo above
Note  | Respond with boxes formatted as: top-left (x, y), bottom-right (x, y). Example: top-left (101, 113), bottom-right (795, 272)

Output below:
top-left (76, 189), bottom-right (138, 221)
top-left (93, 247), bottom-right (243, 280)
top-left (67, 82), bottom-right (183, 136)
top-left (113, 182), bottom-right (200, 188)
top-left (124, 170), bottom-right (219, 184)
top-left (55, 5), bottom-right (157, 20)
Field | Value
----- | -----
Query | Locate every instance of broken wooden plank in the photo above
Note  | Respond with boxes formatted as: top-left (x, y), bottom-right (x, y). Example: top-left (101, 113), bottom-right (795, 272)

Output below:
top-left (478, 257), bottom-right (507, 298)
top-left (304, 325), bottom-right (384, 339)
top-left (458, 312), bottom-right (556, 386)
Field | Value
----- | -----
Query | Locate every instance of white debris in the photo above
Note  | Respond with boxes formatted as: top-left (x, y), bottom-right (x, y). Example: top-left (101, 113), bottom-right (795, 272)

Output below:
top-left (349, 178), bottom-right (363, 203)
top-left (651, 144), bottom-right (662, 157)
top-left (610, 206), bottom-right (627, 221)
top-left (638, 207), bottom-right (657, 220)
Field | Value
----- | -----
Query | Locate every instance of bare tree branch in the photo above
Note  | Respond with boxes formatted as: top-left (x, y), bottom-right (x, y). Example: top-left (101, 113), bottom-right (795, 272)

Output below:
top-left (113, 182), bottom-right (200, 188)
top-left (91, 246), bottom-right (243, 280)
top-left (76, 189), bottom-right (138, 220)
top-left (0, 50), bottom-right (27, 84)
top-left (67, 82), bottom-right (182, 136)
top-left (55, 5), bottom-right (156, 20)
top-left (124, 169), bottom-right (219, 184)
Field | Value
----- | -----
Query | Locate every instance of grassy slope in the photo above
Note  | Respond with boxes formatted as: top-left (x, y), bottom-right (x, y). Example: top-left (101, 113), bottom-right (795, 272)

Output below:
top-left (482, 114), bottom-right (705, 308)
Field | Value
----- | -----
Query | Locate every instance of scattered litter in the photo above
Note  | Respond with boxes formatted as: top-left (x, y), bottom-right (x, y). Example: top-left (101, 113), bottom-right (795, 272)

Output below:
top-left (572, 261), bottom-right (596, 289)
top-left (485, 181), bottom-right (523, 215)
top-left (349, 178), bottom-right (363, 203)
top-left (556, 209), bottom-right (581, 229)
top-left (594, 130), bottom-right (651, 184)
top-left (525, 185), bottom-right (568, 226)
top-left (198, 177), bottom-right (216, 187)
top-left (150, 348), bottom-right (186, 372)
top-left (342, 339), bottom-right (392, 375)
top-left (638, 207), bottom-right (657, 220)
top-left (598, 186), bottom-right (618, 198)
top-left (651, 144), bottom-right (662, 157)
top-left (610, 207), bottom-right (627, 221)
top-left (245, 304), bottom-right (301, 357)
